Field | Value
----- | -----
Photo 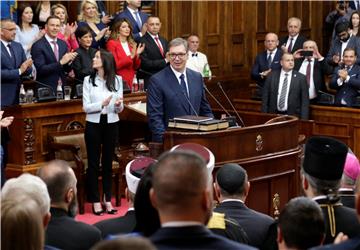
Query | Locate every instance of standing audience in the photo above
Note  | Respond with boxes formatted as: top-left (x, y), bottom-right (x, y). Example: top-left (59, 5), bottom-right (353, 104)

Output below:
top-left (186, 34), bottom-right (211, 76)
top-left (83, 49), bottom-right (123, 215)
top-left (350, 11), bottom-right (360, 36)
top-left (279, 17), bottom-right (307, 53)
top-left (33, 1), bottom-right (52, 29)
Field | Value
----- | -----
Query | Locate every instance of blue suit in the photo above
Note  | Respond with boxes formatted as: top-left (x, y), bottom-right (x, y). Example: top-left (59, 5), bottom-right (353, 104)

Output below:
top-left (31, 36), bottom-right (70, 92)
top-left (251, 49), bottom-right (282, 88)
top-left (1, 41), bottom-right (30, 107)
top-left (114, 8), bottom-right (148, 43)
top-left (147, 66), bottom-right (213, 142)
top-left (329, 64), bottom-right (360, 107)
top-left (326, 36), bottom-right (360, 66)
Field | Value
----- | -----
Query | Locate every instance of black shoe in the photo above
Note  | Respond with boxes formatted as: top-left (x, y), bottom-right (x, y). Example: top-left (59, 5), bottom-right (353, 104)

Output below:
top-left (92, 204), bottom-right (104, 216)
top-left (103, 201), bottom-right (118, 214)
top-left (106, 208), bottom-right (118, 214)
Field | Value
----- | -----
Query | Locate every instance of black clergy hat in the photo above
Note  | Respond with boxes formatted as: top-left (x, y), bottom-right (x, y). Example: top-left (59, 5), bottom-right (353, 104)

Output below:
top-left (216, 163), bottom-right (246, 194)
top-left (303, 136), bottom-right (348, 180)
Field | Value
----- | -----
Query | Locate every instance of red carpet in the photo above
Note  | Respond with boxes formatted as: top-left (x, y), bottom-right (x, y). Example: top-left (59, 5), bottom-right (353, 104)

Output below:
top-left (75, 198), bottom-right (129, 225)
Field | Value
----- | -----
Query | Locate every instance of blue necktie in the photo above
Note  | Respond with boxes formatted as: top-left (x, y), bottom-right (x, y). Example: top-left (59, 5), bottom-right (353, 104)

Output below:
top-left (7, 43), bottom-right (16, 66)
top-left (134, 11), bottom-right (142, 30)
top-left (180, 74), bottom-right (188, 97)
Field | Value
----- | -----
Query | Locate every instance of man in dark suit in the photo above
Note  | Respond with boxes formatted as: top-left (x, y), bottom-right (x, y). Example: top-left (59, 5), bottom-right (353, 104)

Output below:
top-left (294, 40), bottom-right (333, 104)
top-left (114, 0), bottom-right (149, 43)
top-left (213, 163), bottom-right (276, 250)
top-left (261, 52), bottom-right (310, 120)
top-left (31, 16), bottom-right (77, 93)
top-left (301, 136), bottom-right (360, 245)
top-left (251, 32), bottom-right (282, 91)
top-left (329, 48), bottom-right (360, 107)
top-left (1, 18), bottom-right (32, 108)
top-left (326, 21), bottom-right (360, 67)
top-left (147, 37), bottom-right (213, 142)
top-left (278, 197), bottom-right (325, 250)
top-left (37, 160), bottom-right (102, 250)
top-left (139, 16), bottom-right (168, 88)
top-left (149, 151), bottom-right (255, 250)
top-left (279, 17), bottom-right (307, 54)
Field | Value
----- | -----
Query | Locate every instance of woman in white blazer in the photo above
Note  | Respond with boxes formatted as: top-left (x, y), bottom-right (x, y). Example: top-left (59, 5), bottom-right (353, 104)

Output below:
top-left (83, 49), bottom-right (123, 215)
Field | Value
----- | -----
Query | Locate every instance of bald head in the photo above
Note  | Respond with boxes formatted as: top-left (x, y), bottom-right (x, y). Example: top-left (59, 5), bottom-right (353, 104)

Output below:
top-left (37, 160), bottom-right (77, 204)
top-left (151, 151), bottom-right (211, 223)
top-left (264, 33), bottom-right (279, 51)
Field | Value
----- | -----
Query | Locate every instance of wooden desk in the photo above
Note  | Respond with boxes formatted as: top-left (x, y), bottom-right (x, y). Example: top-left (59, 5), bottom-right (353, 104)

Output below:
top-left (164, 112), bottom-right (302, 215)
top-left (233, 98), bottom-right (360, 159)
top-left (4, 93), bottom-right (146, 178)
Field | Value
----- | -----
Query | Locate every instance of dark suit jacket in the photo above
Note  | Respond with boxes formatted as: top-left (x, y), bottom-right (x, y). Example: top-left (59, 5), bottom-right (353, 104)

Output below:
top-left (251, 49), bottom-right (282, 88)
top-left (94, 210), bottom-right (136, 238)
top-left (214, 201), bottom-right (275, 249)
top-left (294, 57), bottom-right (333, 97)
top-left (339, 189), bottom-right (355, 209)
top-left (326, 36), bottom-right (360, 66)
top-left (279, 35), bottom-right (307, 54)
top-left (114, 8), bottom-right (149, 42)
top-left (310, 236), bottom-right (360, 250)
top-left (1, 41), bottom-right (30, 107)
top-left (147, 66), bottom-right (213, 142)
top-left (72, 46), bottom-right (96, 81)
top-left (329, 64), bottom-right (360, 106)
top-left (31, 36), bottom-right (70, 92)
top-left (139, 32), bottom-right (168, 86)
top-left (150, 225), bottom-right (256, 250)
top-left (315, 198), bottom-right (360, 244)
top-left (261, 70), bottom-right (310, 119)
top-left (45, 207), bottom-right (101, 250)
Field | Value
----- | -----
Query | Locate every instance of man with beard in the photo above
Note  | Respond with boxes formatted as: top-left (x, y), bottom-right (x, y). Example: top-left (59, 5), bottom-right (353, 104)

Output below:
top-left (149, 151), bottom-right (255, 250)
top-left (326, 21), bottom-right (360, 67)
top-left (37, 160), bottom-right (101, 250)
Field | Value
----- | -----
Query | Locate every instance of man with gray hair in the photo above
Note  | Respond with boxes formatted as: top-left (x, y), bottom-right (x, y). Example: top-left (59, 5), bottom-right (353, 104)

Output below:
top-left (147, 37), bottom-right (213, 142)
top-left (1, 173), bottom-right (51, 227)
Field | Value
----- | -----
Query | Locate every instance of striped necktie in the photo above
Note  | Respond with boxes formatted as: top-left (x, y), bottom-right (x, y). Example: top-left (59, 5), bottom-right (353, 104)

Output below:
top-left (278, 73), bottom-right (289, 110)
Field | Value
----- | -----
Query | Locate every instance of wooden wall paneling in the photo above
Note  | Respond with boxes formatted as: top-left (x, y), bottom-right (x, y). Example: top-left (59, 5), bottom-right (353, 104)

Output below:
top-left (279, 1), bottom-right (289, 38)
top-left (230, 1), bottom-right (244, 73)
top-left (207, 1), bottom-right (222, 76)
top-left (353, 126), bottom-right (360, 157)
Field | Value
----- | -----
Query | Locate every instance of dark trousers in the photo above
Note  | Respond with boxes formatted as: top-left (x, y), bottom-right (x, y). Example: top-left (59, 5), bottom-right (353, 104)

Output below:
top-left (85, 115), bottom-right (118, 202)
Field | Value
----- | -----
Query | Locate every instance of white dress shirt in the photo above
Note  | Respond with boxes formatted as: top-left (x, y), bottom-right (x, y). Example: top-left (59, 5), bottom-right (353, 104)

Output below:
top-left (299, 58), bottom-right (316, 99)
top-left (83, 74), bottom-right (124, 123)
top-left (277, 69), bottom-right (293, 111)
top-left (186, 51), bottom-right (209, 76)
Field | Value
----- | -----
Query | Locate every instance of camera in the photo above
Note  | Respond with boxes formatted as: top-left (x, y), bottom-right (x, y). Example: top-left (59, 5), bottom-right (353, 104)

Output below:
top-left (300, 50), bottom-right (313, 57)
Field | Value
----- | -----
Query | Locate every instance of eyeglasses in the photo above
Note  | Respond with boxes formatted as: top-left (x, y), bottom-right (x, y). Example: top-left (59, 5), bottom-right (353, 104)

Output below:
top-left (168, 53), bottom-right (187, 60)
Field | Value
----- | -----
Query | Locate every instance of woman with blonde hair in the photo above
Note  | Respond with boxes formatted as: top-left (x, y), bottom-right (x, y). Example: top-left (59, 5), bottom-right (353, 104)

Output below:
top-left (1, 196), bottom-right (45, 250)
top-left (106, 18), bottom-right (144, 89)
top-left (77, 0), bottom-right (109, 49)
top-left (51, 3), bottom-right (78, 51)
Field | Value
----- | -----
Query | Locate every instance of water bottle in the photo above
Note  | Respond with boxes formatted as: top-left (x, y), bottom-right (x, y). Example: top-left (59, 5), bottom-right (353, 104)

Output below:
top-left (132, 76), bottom-right (138, 93)
top-left (203, 63), bottom-right (210, 77)
top-left (19, 84), bottom-right (26, 104)
top-left (56, 83), bottom-right (63, 100)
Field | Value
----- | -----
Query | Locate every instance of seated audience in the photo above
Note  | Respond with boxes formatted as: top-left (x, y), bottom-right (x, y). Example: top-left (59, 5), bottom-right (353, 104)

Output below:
top-left (339, 152), bottom-right (360, 208)
top-left (51, 3), bottom-right (78, 51)
top-left (279, 17), bottom-right (307, 53)
top-left (301, 136), bottom-right (360, 244)
top-left (293, 40), bottom-right (333, 104)
top-left (261, 52), bottom-right (309, 120)
top-left (77, 0), bottom-right (109, 49)
top-left (350, 11), bottom-right (360, 36)
top-left (113, 0), bottom-right (149, 43)
top-left (15, 3), bottom-right (43, 59)
top-left (186, 34), bottom-right (211, 76)
top-left (72, 25), bottom-right (96, 81)
top-left (251, 32), bottom-right (282, 91)
top-left (329, 48), bottom-right (360, 107)
top-left (94, 157), bottom-right (155, 238)
top-left (277, 197), bottom-right (325, 250)
top-left (213, 163), bottom-right (276, 249)
top-left (326, 21), bottom-right (360, 67)
top-left (1, 18), bottom-right (33, 107)
top-left (91, 237), bottom-right (156, 250)
top-left (139, 16), bottom-right (168, 88)
top-left (106, 18), bottom-right (144, 89)
top-left (31, 16), bottom-right (77, 92)
top-left (1, 196), bottom-right (45, 250)
top-left (37, 160), bottom-right (102, 250)
top-left (149, 150), bottom-right (256, 250)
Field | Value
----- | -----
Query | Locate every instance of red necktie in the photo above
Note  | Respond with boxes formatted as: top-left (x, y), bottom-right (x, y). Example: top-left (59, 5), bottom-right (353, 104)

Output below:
top-left (288, 38), bottom-right (293, 53)
top-left (154, 36), bottom-right (164, 58)
top-left (306, 59), bottom-right (311, 87)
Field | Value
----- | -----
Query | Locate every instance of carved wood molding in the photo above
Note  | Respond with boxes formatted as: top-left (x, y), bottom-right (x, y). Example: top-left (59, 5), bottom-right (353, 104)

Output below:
top-left (23, 118), bottom-right (35, 165)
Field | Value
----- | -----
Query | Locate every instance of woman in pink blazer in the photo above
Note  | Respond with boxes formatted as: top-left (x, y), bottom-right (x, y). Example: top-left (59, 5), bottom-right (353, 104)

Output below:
top-left (106, 18), bottom-right (144, 89)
